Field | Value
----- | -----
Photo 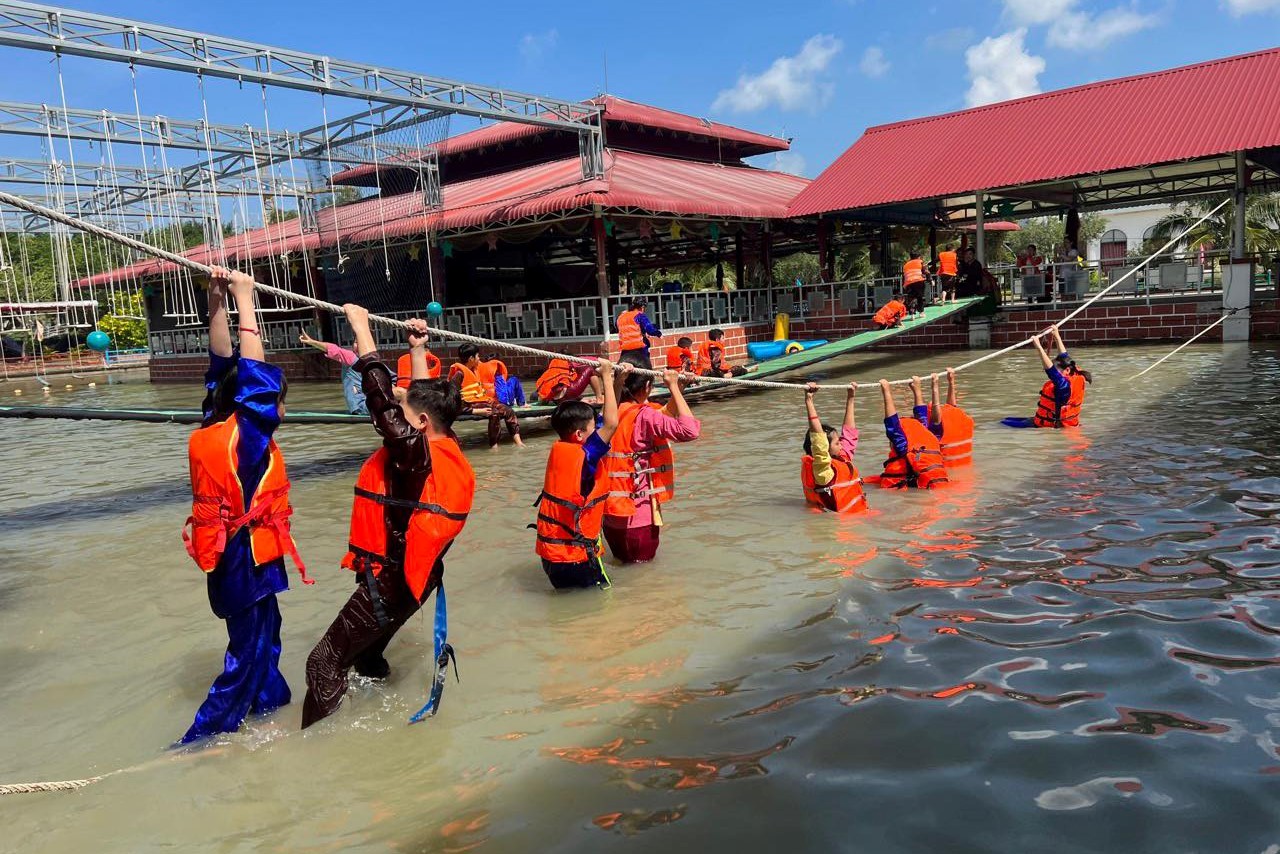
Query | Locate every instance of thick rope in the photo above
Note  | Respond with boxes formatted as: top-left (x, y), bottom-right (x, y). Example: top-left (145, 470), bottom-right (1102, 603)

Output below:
top-left (0, 191), bottom-right (1228, 391)
top-left (0, 776), bottom-right (107, 795)
top-left (1127, 308), bottom-right (1239, 380)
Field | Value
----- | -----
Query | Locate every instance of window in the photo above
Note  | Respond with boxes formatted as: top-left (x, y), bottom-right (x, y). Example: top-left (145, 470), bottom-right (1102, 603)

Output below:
top-left (1100, 228), bottom-right (1127, 269)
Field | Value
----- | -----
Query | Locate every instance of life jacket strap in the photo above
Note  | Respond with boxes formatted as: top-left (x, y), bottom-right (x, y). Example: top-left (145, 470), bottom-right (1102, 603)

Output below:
top-left (354, 486), bottom-right (469, 522)
top-left (409, 584), bottom-right (456, 724)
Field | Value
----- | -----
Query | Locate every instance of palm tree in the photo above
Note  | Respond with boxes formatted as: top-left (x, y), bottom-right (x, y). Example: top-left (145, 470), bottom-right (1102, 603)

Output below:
top-left (1147, 193), bottom-right (1280, 258)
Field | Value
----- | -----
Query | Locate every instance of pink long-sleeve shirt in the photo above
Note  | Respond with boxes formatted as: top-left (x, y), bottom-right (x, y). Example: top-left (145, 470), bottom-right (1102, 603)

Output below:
top-left (322, 343), bottom-right (358, 367)
top-left (607, 403), bottom-right (701, 529)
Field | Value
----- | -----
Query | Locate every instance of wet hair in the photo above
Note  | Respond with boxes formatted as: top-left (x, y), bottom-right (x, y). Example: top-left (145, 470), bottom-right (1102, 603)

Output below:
top-left (1056, 355), bottom-right (1094, 385)
top-left (802, 422), bottom-right (837, 456)
top-left (405, 377), bottom-right (462, 429)
top-left (676, 336), bottom-right (693, 349)
top-left (551, 400), bottom-right (595, 439)
top-left (708, 328), bottom-right (725, 342)
top-left (205, 362), bottom-right (288, 426)
top-left (622, 371), bottom-right (653, 400)
top-left (457, 343), bottom-right (479, 362)
top-left (628, 297), bottom-right (646, 310)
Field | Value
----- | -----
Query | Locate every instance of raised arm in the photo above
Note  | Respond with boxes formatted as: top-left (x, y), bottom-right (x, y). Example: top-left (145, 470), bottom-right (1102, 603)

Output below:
top-left (595, 360), bottom-right (622, 444)
top-left (207, 269), bottom-right (232, 358)
top-left (228, 270), bottom-right (264, 362)
top-left (1032, 331), bottom-right (1054, 370)
top-left (406, 318), bottom-right (432, 379)
top-left (1051, 326), bottom-right (1067, 356)
top-left (843, 382), bottom-right (858, 430)
top-left (946, 367), bottom-right (959, 407)
top-left (663, 369), bottom-right (695, 421)
top-left (880, 379), bottom-right (898, 419)
top-left (805, 382), bottom-right (822, 430)
top-left (929, 373), bottom-right (943, 428)
top-left (298, 331), bottom-right (328, 353)
top-left (910, 375), bottom-right (925, 409)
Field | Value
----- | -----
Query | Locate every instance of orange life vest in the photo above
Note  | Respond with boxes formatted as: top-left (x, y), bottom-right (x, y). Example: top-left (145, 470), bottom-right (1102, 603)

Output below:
top-left (903, 258), bottom-right (926, 286)
top-left (801, 455), bottom-right (867, 513)
top-left (938, 250), bottom-right (958, 277)
top-left (695, 340), bottom-right (726, 376)
top-left (342, 438), bottom-right (475, 600)
top-left (601, 401), bottom-right (675, 517)
top-left (873, 300), bottom-right (906, 326)
top-left (396, 351), bottom-right (442, 389)
top-left (665, 345), bottom-right (693, 371)
top-left (476, 359), bottom-right (508, 398)
top-left (617, 309), bottom-right (645, 351)
top-left (1033, 372), bottom-right (1086, 428)
top-left (881, 417), bottom-right (949, 489)
top-left (183, 413), bottom-right (309, 582)
top-left (929, 403), bottom-right (975, 466)
top-left (536, 357), bottom-right (577, 401)
top-left (449, 362), bottom-right (489, 404)
top-left (534, 441), bottom-right (608, 563)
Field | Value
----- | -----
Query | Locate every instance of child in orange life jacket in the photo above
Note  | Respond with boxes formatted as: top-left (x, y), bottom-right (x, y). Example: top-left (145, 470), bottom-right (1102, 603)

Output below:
top-left (450, 342), bottom-right (525, 449)
top-left (602, 369), bottom-right (701, 563)
top-left (302, 307), bottom-right (475, 728)
top-left (534, 359), bottom-right (628, 589)
top-left (696, 328), bottom-right (752, 378)
top-left (876, 377), bottom-right (949, 489)
top-left (1003, 327), bottom-right (1092, 429)
top-left (665, 336), bottom-right (695, 372)
top-left (873, 293), bottom-right (908, 330)
top-left (801, 381), bottom-right (867, 513)
top-left (928, 369), bottom-right (976, 467)
top-left (181, 267), bottom-right (309, 745)
top-left (902, 250), bottom-right (928, 316)
top-left (395, 349), bottom-right (441, 390)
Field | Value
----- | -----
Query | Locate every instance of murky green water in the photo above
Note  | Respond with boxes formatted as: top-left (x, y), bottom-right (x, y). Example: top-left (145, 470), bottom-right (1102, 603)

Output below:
top-left (1, 342), bottom-right (1278, 853)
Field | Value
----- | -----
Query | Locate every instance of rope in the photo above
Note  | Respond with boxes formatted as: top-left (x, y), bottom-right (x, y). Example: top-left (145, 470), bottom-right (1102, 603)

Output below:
top-left (1127, 308), bottom-right (1239, 380)
top-left (0, 775), bottom-right (107, 796)
top-left (0, 190), bottom-right (1229, 391)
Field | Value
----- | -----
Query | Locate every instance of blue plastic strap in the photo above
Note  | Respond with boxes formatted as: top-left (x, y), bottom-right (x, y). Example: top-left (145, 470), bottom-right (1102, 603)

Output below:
top-left (408, 583), bottom-right (456, 724)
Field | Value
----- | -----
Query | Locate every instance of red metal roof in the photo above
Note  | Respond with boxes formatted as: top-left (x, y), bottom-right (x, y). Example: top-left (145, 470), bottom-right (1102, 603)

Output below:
top-left (788, 47), bottom-right (1280, 218)
top-left (77, 149), bottom-right (807, 287)
top-left (333, 95), bottom-right (789, 185)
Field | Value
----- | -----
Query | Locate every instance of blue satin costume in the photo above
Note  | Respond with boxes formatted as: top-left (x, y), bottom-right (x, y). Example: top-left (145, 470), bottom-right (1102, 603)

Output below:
top-left (181, 351), bottom-right (291, 744)
top-left (1002, 351), bottom-right (1073, 428)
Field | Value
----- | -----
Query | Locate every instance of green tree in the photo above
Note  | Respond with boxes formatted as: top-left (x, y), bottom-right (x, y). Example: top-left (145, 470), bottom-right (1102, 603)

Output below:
top-left (1147, 193), bottom-right (1280, 258)
top-left (96, 290), bottom-right (148, 349)
top-left (1001, 213), bottom-right (1108, 263)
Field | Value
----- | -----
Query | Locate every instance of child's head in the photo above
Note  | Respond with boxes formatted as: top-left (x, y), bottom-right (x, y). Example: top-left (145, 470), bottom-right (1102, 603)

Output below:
top-left (401, 377), bottom-right (462, 434)
top-left (676, 336), bottom-right (693, 350)
top-left (622, 370), bottom-right (653, 401)
top-left (802, 422), bottom-right (838, 457)
top-left (707, 328), bottom-right (724, 342)
top-left (910, 250), bottom-right (921, 259)
top-left (457, 343), bottom-right (480, 367)
top-left (892, 290), bottom-right (903, 301)
top-left (628, 297), bottom-right (646, 311)
top-left (551, 400), bottom-right (596, 443)
top-left (1055, 353), bottom-right (1094, 385)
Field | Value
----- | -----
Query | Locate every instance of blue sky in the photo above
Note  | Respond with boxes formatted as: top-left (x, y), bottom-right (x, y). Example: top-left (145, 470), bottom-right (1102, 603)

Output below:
top-left (0, 0), bottom-right (1278, 178)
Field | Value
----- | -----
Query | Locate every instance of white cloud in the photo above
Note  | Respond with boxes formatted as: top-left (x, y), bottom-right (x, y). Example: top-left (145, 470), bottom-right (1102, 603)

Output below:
top-left (925, 27), bottom-right (976, 51)
top-left (1004, 0), bottom-right (1157, 50)
top-left (712, 35), bottom-right (843, 113)
top-left (519, 29), bottom-right (558, 63)
top-left (859, 46), bottom-right (890, 78)
top-left (1223, 0), bottom-right (1280, 13)
top-left (770, 150), bottom-right (807, 176)
top-left (965, 29), bottom-right (1046, 107)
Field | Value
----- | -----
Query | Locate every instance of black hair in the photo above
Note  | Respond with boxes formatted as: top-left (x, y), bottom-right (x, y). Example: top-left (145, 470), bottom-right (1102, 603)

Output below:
top-left (622, 370), bottom-right (653, 400)
top-left (628, 297), bottom-right (646, 310)
top-left (204, 362), bottom-right (288, 426)
top-left (551, 400), bottom-right (595, 439)
top-left (1056, 354), bottom-right (1094, 385)
top-left (676, 336), bottom-right (693, 349)
top-left (457, 343), bottom-right (479, 362)
top-left (910, 250), bottom-right (921, 258)
top-left (802, 422), bottom-right (837, 456)
top-left (405, 377), bottom-right (462, 429)
top-left (483, 352), bottom-right (499, 361)
top-left (708, 328), bottom-right (724, 341)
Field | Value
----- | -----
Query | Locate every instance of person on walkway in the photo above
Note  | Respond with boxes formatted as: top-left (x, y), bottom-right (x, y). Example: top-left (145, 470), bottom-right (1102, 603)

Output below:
top-left (450, 343), bottom-right (525, 448)
top-left (534, 359), bottom-right (627, 590)
top-left (956, 248), bottom-right (1002, 315)
top-left (299, 330), bottom-right (367, 415)
top-left (601, 369), bottom-right (700, 563)
top-left (937, 244), bottom-right (958, 302)
top-left (302, 306), bottom-right (475, 728)
top-left (902, 250), bottom-right (929, 316)
top-left (616, 298), bottom-right (662, 369)
top-left (873, 293), bottom-right (908, 330)
top-left (876, 377), bottom-right (948, 489)
top-left (801, 381), bottom-right (867, 513)
top-left (695, 329), bottom-right (750, 378)
top-left (928, 369), bottom-right (975, 467)
top-left (181, 267), bottom-right (309, 744)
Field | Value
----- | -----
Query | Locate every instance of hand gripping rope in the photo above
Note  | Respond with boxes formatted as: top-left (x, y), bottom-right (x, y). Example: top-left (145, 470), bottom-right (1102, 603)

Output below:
top-left (0, 191), bottom-right (1229, 392)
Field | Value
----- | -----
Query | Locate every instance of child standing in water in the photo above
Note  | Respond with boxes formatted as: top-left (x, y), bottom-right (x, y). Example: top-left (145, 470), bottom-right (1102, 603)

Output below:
top-left (181, 267), bottom-right (309, 744)
top-left (534, 359), bottom-right (625, 589)
top-left (1003, 327), bottom-right (1092, 429)
top-left (876, 377), bottom-right (948, 489)
top-left (303, 306), bottom-right (474, 727)
top-left (801, 382), bottom-right (867, 513)
top-left (601, 369), bottom-right (700, 563)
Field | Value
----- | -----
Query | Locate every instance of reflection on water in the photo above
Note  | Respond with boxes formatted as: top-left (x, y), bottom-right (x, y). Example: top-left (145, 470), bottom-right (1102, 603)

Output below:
top-left (1, 341), bottom-right (1278, 853)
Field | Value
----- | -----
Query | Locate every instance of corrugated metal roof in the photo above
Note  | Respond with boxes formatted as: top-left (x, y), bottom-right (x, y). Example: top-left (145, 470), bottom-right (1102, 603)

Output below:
top-left (77, 149), bottom-right (807, 286)
top-left (788, 47), bottom-right (1280, 217)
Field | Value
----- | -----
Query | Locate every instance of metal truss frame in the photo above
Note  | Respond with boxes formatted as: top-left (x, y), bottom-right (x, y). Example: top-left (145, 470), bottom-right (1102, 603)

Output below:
top-left (0, 154), bottom-right (306, 196)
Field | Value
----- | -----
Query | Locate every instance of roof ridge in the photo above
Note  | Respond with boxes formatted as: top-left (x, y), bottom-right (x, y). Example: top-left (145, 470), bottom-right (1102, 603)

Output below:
top-left (865, 45), bottom-right (1280, 135)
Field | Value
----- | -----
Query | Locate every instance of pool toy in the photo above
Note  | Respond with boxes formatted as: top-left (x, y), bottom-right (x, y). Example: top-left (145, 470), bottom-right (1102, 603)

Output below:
top-left (86, 330), bottom-right (111, 352)
top-left (426, 301), bottom-right (444, 318)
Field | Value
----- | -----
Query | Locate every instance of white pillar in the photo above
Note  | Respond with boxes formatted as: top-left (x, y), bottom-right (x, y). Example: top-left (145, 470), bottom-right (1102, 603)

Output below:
top-left (1223, 151), bottom-right (1252, 341)
top-left (974, 191), bottom-right (986, 266)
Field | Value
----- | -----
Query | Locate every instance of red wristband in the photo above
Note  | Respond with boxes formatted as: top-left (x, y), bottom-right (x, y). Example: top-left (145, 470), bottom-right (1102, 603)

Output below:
top-left (240, 327), bottom-right (260, 336)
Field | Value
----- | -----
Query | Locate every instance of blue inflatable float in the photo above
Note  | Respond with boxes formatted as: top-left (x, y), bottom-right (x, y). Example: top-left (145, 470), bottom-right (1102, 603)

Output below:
top-left (746, 339), bottom-right (829, 361)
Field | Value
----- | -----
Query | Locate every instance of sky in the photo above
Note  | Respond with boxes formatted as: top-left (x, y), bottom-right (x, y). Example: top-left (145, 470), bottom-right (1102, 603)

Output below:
top-left (0, 0), bottom-right (1277, 179)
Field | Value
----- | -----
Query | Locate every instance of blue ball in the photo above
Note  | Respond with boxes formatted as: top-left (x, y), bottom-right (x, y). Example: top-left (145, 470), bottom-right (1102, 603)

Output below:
top-left (86, 330), bottom-right (111, 352)
top-left (426, 301), bottom-right (444, 318)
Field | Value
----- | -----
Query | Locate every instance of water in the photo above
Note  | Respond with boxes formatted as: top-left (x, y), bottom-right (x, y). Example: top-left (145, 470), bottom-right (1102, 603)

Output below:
top-left (1, 342), bottom-right (1278, 853)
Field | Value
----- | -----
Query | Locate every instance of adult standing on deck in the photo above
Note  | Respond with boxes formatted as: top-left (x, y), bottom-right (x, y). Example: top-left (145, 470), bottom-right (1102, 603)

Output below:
top-left (616, 298), bottom-right (662, 369)
top-left (956, 247), bottom-right (1002, 315)
top-left (902, 251), bottom-right (929, 316)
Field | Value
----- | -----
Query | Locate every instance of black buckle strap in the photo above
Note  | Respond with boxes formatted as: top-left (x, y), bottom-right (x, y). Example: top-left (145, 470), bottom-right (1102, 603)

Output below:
top-left (354, 486), bottom-right (469, 522)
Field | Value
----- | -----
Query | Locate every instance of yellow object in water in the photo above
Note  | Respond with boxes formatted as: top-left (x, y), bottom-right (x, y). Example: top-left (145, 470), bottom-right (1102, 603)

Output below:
top-left (774, 312), bottom-right (790, 341)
